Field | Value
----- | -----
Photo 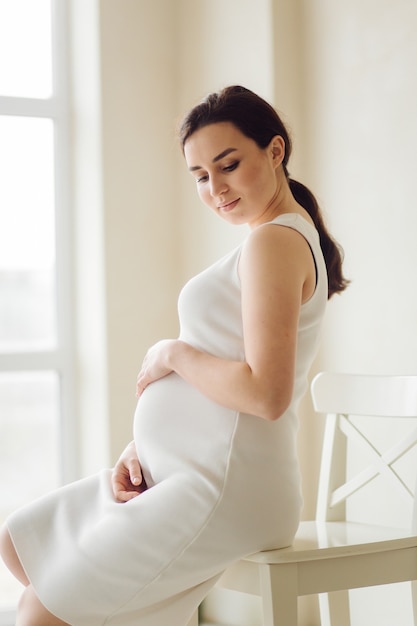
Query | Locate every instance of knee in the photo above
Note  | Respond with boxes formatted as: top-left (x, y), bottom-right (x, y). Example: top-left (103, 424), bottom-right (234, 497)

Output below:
top-left (17, 586), bottom-right (70, 626)
top-left (16, 587), bottom-right (37, 626)
top-left (16, 587), bottom-right (45, 626)
top-left (16, 587), bottom-right (33, 625)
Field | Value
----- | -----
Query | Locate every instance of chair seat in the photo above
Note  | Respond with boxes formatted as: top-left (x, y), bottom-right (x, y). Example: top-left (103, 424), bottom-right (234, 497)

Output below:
top-left (217, 521), bottom-right (417, 600)
top-left (244, 521), bottom-right (417, 563)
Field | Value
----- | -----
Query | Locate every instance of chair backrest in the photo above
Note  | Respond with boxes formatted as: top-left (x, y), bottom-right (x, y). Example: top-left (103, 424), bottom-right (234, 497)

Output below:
top-left (311, 372), bottom-right (417, 531)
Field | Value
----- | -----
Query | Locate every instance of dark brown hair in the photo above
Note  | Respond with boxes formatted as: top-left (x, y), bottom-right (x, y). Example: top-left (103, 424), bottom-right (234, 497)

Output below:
top-left (179, 85), bottom-right (349, 298)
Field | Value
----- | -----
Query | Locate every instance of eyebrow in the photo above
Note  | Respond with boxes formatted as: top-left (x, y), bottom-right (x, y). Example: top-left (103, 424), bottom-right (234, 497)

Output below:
top-left (188, 147), bottom-right (238, 172)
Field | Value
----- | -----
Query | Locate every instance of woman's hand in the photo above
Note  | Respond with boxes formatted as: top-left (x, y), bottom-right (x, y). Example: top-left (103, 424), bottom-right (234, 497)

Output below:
top-left (111, 441), bottom-right (146, 502)
top-left (136, 339), bottom-right (178, 397)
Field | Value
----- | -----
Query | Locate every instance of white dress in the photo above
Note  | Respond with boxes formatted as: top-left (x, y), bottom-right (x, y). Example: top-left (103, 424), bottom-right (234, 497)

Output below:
top-left (7, 213), bottom-right (328, 626)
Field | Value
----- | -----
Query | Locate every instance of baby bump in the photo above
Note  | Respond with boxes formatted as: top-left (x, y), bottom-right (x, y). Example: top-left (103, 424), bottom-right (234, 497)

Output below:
top-left (133, 373), bottom-right (238, 485)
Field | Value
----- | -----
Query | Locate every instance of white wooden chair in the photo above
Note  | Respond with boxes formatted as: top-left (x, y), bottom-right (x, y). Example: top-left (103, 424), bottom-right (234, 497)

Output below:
top-left (191, 372), bottom-right (417, 625)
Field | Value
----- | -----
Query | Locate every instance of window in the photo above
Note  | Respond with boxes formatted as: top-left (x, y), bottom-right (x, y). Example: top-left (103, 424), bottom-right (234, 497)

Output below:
top-left (0, 0), bottom-right (74, 617)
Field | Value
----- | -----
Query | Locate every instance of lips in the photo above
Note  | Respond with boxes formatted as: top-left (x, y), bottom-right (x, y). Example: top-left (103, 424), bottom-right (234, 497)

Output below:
top-left (218, 198), bottom-right (240, 212)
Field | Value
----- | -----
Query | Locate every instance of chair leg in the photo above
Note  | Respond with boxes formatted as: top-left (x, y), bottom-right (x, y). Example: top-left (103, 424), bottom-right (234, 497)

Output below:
top-left (412, 580), bottom-right (417, 626)
top-left (319, 590), bottom-right (350, 626)
top-left (260, 563), bottom-right (298, 626)
top-left (186, 608), bottom-right (199, 626)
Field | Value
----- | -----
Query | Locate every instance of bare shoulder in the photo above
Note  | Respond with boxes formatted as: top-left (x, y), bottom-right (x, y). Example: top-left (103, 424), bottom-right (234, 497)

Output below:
top-left (239, 219), bottom-right (316, 302)
top-left (241, 220), bottom-right (312, 268)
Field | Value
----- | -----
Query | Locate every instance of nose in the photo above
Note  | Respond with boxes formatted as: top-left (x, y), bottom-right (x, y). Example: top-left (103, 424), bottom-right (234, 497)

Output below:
top-left (209, 174), bottom-right (228, 198)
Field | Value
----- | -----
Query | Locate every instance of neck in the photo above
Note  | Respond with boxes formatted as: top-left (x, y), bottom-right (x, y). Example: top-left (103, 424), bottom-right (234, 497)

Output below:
top-left (248, 175), bottom-right (300, 230)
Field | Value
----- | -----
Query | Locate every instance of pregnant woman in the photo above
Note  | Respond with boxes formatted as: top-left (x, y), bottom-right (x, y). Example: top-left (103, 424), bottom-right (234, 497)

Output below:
top-left (0, 85), bottom-right (348, 626)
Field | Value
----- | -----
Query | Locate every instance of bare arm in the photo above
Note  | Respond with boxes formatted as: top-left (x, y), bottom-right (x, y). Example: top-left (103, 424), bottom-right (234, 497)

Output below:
top-left (137, 224), bottom-right (315, 421)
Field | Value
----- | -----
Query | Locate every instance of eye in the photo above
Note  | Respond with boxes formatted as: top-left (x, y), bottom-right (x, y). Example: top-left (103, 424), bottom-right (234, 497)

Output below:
top-left (223, 161), bottom-right (239, 173)
top-left (196, 174), bottom-right (208, 184)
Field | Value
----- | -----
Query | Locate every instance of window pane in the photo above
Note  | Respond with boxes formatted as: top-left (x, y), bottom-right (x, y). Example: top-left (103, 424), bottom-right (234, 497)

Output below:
top-left (0, 270), bottom-right (55, 351)
top-left (0, 0), bottom-right (52, 98)
top-left (0, 370), bottom-right (60, 610)
top-left (0, 116), bottom-right (56, 351)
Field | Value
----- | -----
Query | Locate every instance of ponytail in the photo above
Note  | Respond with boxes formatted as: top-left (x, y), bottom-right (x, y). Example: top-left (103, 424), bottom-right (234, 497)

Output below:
top-left (289, 179), bottom-right (349, 299)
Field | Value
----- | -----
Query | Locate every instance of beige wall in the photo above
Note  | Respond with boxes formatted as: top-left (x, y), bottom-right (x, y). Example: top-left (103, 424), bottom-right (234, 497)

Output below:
top-left (71, 0), bottom-right (182, 471)
top-left (69, 1), bottom-right (417, 624)
top-left (300, 1), bottom-right (417, 625)
top-left (175, 0), bottom-right (275, 277)
top-left (100, 0), bottom-right (182, 461)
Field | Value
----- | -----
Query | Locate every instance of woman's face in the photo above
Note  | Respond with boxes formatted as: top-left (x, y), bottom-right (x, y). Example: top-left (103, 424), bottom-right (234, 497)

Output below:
top-left (184, 122), bottom-right (285, 229)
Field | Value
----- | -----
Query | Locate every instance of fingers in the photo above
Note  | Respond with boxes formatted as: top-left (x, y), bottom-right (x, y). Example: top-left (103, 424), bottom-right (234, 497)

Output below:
top-left (136, 370), bottom-right (148, 398)
top-left (111, 441), bottom-right (146, 502)
top-left (135, 340), bottom-right (175, 398)
top-left (127, 455), bottom-right (143, 486)
top-left (113, 484), bottom-right (142, 503)
top-left (112, 473), bottom-right (145, 503)
top-left (136, 368), bottom-right (143, 397)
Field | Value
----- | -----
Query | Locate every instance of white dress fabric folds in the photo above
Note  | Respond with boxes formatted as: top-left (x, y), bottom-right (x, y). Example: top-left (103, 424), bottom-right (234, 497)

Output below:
top-left (7, 214), bottom-right (328, 625)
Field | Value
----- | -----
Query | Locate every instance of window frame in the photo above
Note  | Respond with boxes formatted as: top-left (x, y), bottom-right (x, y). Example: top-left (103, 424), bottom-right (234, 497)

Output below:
top-left (0, 1), bottom-right (77, 486)
top-left (0, 2), bottom-right (77, 620)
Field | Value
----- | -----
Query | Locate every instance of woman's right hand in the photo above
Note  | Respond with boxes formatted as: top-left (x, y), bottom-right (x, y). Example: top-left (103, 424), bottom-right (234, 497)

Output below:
top-left (111, 440), bottom-right (147, 502)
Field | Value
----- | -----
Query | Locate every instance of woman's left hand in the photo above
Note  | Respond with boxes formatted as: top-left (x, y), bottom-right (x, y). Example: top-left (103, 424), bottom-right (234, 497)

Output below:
top-left (136, 339), bottom-right (178, 397)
